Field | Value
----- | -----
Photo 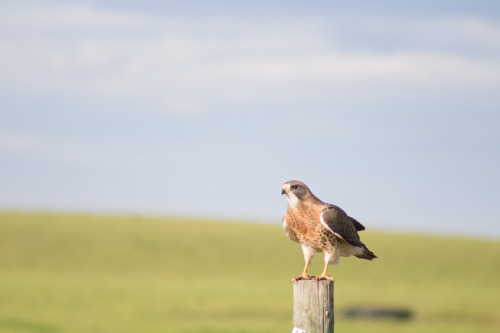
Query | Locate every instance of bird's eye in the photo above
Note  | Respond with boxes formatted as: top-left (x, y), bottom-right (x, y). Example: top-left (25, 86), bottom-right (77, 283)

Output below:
top-left (291, 185), bottom-right (299, 190)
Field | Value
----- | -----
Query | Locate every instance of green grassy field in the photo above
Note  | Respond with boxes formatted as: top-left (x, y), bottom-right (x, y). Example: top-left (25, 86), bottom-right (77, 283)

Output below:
top-left (0, 212), bottom-right (499, 333)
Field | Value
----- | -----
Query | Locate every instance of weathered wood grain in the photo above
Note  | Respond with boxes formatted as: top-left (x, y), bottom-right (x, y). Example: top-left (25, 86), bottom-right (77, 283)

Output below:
top-left (293, 279), bottom-right (334, 333)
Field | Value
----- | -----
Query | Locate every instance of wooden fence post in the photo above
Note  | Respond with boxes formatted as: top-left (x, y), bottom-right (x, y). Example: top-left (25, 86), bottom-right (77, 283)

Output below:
top-left (293, 280), bottom-right (334, 333)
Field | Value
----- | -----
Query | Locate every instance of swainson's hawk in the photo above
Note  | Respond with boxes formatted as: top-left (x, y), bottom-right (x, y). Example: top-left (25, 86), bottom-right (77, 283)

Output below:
top-left (281, 180), bottom-right (377, 280)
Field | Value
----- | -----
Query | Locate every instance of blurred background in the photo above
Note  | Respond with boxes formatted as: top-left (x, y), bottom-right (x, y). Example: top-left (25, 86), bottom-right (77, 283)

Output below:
top-left (1, 0), bottom-right (499, 237)
top-left (0, 1), bottom-right (499, 332)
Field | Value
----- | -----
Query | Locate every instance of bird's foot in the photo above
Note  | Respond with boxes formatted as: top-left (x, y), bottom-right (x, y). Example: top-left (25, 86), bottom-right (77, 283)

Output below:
top-left (314, 275), bottom-right (335, 281)
top-left (291, 274), bottom-right (312, 282)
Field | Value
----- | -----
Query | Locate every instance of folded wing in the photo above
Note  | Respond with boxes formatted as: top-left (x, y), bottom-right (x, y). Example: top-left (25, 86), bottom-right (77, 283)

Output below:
top-left (320, 205), bottom-right (364, 247)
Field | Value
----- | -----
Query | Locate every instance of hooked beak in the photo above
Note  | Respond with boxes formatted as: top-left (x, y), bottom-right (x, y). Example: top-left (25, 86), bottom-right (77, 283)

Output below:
top-left (281, 185), bottom-right (288, 195)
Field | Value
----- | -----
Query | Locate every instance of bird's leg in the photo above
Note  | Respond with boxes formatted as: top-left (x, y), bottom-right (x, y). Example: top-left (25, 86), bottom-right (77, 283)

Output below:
top-left (316, 251), bottom-right (335, 281)
top-left (292, 246), bottom-right (313, 281)
top-left (300, 254), bottom-right (312, 279)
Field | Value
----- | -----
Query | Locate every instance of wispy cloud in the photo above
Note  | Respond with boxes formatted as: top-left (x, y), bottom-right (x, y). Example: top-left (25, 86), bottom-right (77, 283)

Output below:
top-left (1, 3), bottom-right (499, 115)
top-left (0, 2), bottom-right (499, 235)
top-left (0, 132), bottom-right (40, 153)
top-left (0, 4), bottom-right (153, 29)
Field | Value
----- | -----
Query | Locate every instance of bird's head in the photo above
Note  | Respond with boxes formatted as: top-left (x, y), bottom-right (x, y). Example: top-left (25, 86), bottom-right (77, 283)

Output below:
top-left (281, 180), bottom-right (315, 207)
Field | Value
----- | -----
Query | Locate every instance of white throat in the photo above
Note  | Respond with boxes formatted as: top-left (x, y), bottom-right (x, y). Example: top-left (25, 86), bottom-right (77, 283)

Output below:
top-left (285, 192), bottom-right (300, 207)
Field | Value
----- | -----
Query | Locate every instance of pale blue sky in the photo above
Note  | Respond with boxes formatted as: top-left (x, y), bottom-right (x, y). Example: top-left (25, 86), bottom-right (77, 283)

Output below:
top-left (1, 1), bottom-right (499, 237)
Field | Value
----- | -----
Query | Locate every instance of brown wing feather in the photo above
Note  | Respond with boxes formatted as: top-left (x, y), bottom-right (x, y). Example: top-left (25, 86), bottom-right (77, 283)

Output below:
top-left (321, 205), bottom-right (364, 247)
top-left (350, 217), bottom-right (366, 231)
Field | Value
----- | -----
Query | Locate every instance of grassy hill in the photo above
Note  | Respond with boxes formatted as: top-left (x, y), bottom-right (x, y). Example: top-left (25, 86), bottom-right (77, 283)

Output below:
top-left (0, 211), bottom-right (499, 333)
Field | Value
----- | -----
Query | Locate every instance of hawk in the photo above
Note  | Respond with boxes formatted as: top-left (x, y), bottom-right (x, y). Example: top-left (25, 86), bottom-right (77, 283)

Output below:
top-left (281, 180), bottom-right (377, 280)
